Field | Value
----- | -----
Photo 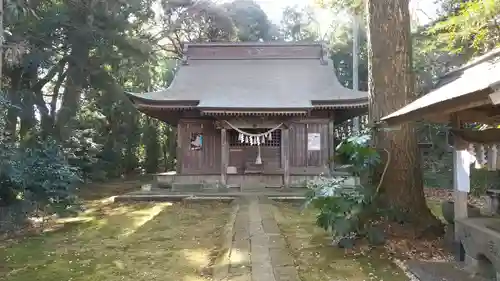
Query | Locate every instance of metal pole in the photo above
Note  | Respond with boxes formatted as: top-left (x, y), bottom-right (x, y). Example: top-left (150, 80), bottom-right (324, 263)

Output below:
top-left (352, 14), bottom-right (360, 133)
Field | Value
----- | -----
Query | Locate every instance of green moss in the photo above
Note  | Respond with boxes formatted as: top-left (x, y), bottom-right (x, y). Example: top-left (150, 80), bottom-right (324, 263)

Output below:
top-left (274, 203), bottom-right (408, 281)
top-left (427, 200), bottom-right (445, 222)
top-left (0, 200), bottom-right (230, 281)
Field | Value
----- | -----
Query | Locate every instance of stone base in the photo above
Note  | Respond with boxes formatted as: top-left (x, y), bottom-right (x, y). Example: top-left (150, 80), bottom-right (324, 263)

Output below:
top-left (465, 255), bottom-right (498, 280)
top-left (452, 240), bottom-right (466, 262)
top-left (443, 226), bottom-right (455, 252)
top-left (456, 218), bottom-right (500, 280)
top-left (407, 260), bottom-right (490, 281)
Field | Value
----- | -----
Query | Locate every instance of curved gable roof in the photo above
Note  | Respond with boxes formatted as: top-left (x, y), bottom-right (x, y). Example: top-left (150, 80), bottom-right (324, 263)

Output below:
top-left (126, 42), bottom-right (368, 111)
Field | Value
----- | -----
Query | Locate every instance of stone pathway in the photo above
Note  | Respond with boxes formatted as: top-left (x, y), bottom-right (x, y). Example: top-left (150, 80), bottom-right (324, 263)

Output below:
top-left (218, 196), bottom-right (300, 281)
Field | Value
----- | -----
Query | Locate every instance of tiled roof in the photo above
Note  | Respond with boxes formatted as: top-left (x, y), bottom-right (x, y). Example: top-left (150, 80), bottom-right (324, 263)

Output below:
top-left (126, 42), bottom-right (367, 111)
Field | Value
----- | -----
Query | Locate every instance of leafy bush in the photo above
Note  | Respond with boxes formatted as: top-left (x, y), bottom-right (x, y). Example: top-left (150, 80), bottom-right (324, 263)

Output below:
top-left (334, 134), bottom-right (380, 176)
top-left (1, 137), bottom-right (82, 211)
top-left (305, 133), bottom-right (385, 247)
top-left (0, 94), bottom-right (82, 225)
top-left (20, 138), bottom-right (82, 213)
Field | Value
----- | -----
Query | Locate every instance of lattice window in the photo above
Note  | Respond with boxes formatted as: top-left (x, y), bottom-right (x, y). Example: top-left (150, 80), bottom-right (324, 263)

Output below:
top-left (228, 129), bottom-right (281, 147)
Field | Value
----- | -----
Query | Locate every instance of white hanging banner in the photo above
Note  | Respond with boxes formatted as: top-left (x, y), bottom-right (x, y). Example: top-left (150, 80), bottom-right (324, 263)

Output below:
top-left (307, 133), bottom-right (321, 151)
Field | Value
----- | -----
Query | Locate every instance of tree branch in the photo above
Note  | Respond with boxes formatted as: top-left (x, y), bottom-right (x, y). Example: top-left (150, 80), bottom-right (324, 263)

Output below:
top-left (50, 71), bottom-right (67, 118)
top-left (30, 57), bottom-right (68, 93)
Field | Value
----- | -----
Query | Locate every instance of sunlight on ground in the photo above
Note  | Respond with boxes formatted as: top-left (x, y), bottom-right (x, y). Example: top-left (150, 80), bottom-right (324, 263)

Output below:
top-left (119, 203), bottom-right (172, 237)
top-left (0, 198), bottom-right (231, 281)
top-left (274, 203), bottom-right (409, 281)
top-left (228, 248), bottom-right (250, 265)
top-left (182, 248), bottom-right (215, 268)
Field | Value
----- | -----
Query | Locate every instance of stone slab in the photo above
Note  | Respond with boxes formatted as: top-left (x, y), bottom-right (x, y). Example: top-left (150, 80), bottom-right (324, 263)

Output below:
top-left (230, 274), bottom-right (252, 281)
top-left (251, 263), bottom-right (275, 281)
top-left (407, 261), bottom-right (490, 281)
top-left (263, 219), bottom-right (281, 234)
top-left (229, 264), bottom-right (252, 276)
top-left (172, 183), bottom-right (204, 191)
top-left (268, 236), bottom-right (287, 249)
top-left (230, 248), bottom-right (251, 266)
top-left (270, 249), bottom-right (295, 267)
top-left (212, 196), bottom-right (301, 281)
top-left (274, 266), bottom-right (301, 281)
top-left (232, 239), bottom-right (250, 253)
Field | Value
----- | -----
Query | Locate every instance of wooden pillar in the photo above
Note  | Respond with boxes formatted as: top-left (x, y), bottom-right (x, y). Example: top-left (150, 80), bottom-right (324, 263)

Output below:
top-left (451, 115), bottom-right (469, 259)
top-left (281, 127), bottom-right (290, 188)
top-left (328, 119), bottom-right (335, 173)
top-left (453, 141), bottom-right (469, 221)
top-left (221, 128), bottom-right (228, 186)
top-left (176, 125), bottom-right (182, 174)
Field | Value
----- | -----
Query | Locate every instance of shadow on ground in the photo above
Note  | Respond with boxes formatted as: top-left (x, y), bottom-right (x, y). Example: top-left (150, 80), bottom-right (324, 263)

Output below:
top-left (0, 181), bottom-right (232, 281)
top-left (274, 202), bottom-right (409, 281)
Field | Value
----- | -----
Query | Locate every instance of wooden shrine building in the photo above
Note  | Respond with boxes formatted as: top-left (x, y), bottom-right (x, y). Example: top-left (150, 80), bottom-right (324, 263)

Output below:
top-left (126, 42), bottom-right (367, 189)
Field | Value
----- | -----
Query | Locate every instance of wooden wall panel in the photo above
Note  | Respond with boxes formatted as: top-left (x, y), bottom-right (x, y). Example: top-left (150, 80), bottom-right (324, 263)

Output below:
top-left (290, 121), bottom-right (330, 168)
top-left (179, 119), bottom-right (221, 174)
top-left (176, 117), bottom-right (332, 175)
top-left (290, 124), bottom-right (306, 167)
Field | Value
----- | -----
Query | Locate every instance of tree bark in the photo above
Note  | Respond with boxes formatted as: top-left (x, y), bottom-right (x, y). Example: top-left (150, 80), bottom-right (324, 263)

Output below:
top-left (5, 68), bottom-right (22, 139)
top-left (55, 43), bottom-right (89, 140)
top-left (55, 1), bottom-right (92, 140)
top-left (366, 0), bottom-right (442, 233)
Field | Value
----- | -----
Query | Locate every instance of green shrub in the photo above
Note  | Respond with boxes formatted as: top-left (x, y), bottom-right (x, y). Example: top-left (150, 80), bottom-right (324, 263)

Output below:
top-left (305, 133), bottom-right (385, 247)
top-left (0, 94), bottom-right (82, 216)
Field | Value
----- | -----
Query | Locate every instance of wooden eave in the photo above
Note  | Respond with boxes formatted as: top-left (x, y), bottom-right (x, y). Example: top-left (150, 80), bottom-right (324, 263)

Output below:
top-left (312, 98), bottom-right (368, 109)
top-left (200, 109), bottom-right (310, 116)
top-left (451, 128), bottom-right (500, 144)
top-left (382, 88), bottom-right (494, 125)
top-left (381, 48), bottom-right (500, 126)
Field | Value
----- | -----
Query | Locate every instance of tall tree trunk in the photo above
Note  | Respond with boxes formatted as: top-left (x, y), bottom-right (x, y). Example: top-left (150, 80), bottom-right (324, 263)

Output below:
top-left (366, 0), bottom-right (442, 233)
top-left (55, 44), bottom-right (89, 140)
top-left (19, 91), bottom-right (36, 139)
top-left (4, 69), bottom-right (22, 139)
top-left (19, 67), bottom-right (38, 139)
top-left (55, 1), bottom-right (92, 139)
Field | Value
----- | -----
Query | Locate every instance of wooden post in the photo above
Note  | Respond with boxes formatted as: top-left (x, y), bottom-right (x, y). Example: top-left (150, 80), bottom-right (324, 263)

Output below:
top-left (352, 14), bottom-right (360, 133)
top-left (452, 115), bottom-right (469, 260)
top-left (221, 128), bottom-right (228, 186)
top-left (281, 127), bottom-right (290, 188)
top-left (453, 142), bottom-right (469, 221)
top-left (328, 119), bottom-right (335, 173)
top-left (176, 125), bottom-right (182, 174)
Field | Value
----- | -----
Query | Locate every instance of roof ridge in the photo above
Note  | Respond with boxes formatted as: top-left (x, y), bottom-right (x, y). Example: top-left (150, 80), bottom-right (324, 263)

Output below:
top-left (442, 48), bottom-right (500, 79)
top-left (184, 42), bottom-right (324, 47)
top-left (182, 42), bottom-right (329, 61)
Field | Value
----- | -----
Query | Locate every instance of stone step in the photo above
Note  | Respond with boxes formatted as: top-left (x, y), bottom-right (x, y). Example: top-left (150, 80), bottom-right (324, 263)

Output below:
top-left (407, 261), bottom-right (492, 281)
top-left (171, 183), bottom-right (204, 192)
top-left (241, 184), bottom-right (266, 192)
